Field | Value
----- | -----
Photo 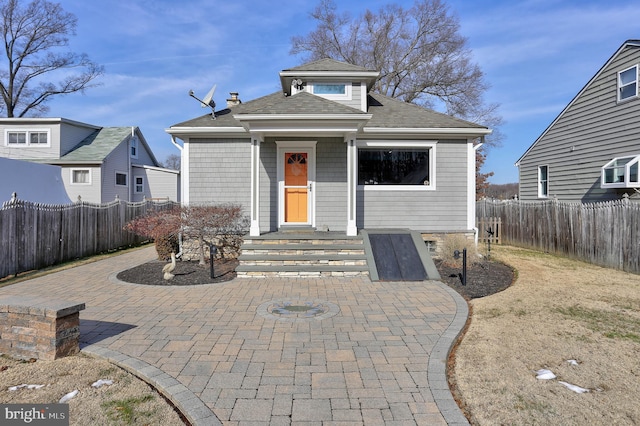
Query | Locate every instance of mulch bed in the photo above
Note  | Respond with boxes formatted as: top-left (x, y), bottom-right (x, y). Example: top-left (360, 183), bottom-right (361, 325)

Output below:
top-left (434, 258), bottom-right (515, 299)
top-left (116, 258), bottom-right (238, 285)
top-left (117, 256), bottom-right (515, 299)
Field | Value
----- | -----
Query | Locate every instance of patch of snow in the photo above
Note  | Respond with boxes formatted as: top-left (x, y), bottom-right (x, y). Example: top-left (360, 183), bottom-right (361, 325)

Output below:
top-left (535, 369), bottom-right (556, 380)
top-left (558, 381), bottom-right (589, 393)
top-left (8, 384), bottom-right (45, 391)
top-left (91, 379), bottom-right (114, 388)
top-left (59, 389), bottom-right (79, 403)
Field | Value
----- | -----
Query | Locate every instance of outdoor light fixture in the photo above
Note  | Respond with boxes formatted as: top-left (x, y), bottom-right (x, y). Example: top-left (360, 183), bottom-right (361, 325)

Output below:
top-left (453, 248), bottom-right (467, 286)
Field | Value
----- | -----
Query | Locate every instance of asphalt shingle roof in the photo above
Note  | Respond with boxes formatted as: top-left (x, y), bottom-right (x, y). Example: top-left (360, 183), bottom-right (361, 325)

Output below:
top-left (283, 58), bottom-right (374, 73)
top-left (171, 91), bottom-right (487, 132)
top-left (60, 127), bottom-right (131, 162)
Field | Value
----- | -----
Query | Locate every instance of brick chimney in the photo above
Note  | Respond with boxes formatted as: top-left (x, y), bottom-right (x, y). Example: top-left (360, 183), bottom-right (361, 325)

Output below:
top-left (227, 92), bottom-right (241, 108)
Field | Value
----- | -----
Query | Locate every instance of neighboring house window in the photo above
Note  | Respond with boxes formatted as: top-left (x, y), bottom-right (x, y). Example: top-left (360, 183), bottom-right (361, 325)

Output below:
top-left (130, 137), bottom-right (138, 158)
top-left (71, 169), bottom-right (91, 185)
top-left (115, 172), bottom-right (128, 186)
top-left (5, 129), bottom-right (50, 146)
top-left (135, 176), bottom-right (144, 193)
top-left (358, 147), bottom-right (432, 188)
top-left (601, 155), bottom-right (640, 188)
top-left (618, 65), bottom-right (638, 101)
top-left (538, 165), bottom-right (549, 198)
top-left (310, 82), bottom-right (351, 100)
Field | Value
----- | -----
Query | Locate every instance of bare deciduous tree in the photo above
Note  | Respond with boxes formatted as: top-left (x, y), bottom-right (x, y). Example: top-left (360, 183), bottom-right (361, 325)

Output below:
top-left (0, 0), bottom-right (103, 117)
top-left (290, 0), bottom-right (502, 146)
top-left (161, 153), bottom-right (181, 171)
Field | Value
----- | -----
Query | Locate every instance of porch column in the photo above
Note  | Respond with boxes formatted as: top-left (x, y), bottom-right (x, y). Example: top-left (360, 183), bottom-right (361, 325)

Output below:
top-left (249, 136), bottom-right (261, 236)
top-left (346, 136), bottom-right (357, 236)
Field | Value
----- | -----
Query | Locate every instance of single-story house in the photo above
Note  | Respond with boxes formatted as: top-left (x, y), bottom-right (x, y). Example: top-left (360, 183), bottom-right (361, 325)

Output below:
top-left (167, 59), bottom-right (490, 244)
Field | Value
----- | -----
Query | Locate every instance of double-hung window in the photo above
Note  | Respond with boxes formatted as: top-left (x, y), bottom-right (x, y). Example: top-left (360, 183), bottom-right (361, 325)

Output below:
top-left (357, 141), bottom-right (435, 190)
top-left (538, 165), bottom-right (549, 198)
top-left (71, 169), bottom-right (91, 185)
top-left (5, 129), bottom-right (50, 146)
top-left (618, 65), bottom-right (638, 102)
top-left (135, 176), bottom-right (144, 193)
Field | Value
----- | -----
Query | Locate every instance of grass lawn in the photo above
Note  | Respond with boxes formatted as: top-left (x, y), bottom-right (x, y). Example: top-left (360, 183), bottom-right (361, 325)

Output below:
top-left (453, 245), bottom-right (640, 425)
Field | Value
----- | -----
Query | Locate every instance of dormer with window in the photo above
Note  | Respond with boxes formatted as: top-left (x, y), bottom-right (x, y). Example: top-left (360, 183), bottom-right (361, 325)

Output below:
top-left (279, 59), bottom-right (379, 112)
top-left (601, 155), bottom-right (640, 188)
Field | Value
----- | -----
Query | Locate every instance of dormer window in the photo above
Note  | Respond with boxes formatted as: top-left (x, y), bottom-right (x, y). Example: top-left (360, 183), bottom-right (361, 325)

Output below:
top-left (618, 65), bottom-right (638, 102)
top-left (310, 82), bottom-right (351, 100)
top-left (601, 155), bottom-right (640, 188)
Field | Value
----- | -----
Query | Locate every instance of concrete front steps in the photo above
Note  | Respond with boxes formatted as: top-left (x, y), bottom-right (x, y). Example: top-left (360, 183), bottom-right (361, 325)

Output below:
top-left (236, 231), bottom-right (369, 277)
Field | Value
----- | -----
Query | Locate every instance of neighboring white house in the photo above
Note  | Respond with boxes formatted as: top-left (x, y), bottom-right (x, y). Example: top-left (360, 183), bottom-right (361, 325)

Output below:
top-left (167, 58), bottom-right (490, 240)
top-left (517, 39), bottom-right (640, 203)
top-left (0, 118), bottom-right (180, 204)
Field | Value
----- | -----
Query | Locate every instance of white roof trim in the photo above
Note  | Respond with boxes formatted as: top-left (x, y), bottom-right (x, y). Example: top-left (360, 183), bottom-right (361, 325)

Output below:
top-left (515, 40), bottom-right (640, 166)
top-left (132, 164), bottom-right (180, 174)
top-left (362, 127), bottom-right (491, 136)
top-left (234, 114), bottom-right (372, 121)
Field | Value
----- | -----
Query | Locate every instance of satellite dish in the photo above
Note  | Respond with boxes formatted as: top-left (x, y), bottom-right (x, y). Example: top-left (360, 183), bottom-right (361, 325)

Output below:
top-left (201, 84), bottom-right (216, 108)
top-left (188, 84), bottom-right (217, 118)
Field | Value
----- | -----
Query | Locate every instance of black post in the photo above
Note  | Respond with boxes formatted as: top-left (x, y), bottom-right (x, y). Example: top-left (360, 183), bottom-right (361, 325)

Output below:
top-left (461, 248), bottom-right (467, 286)
top-left (209, 244), bottom-right (217, 279)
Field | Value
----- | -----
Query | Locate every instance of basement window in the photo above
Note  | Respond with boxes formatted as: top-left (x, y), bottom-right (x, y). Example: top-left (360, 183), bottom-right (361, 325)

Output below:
top-left (601, 155), bottom-right (640, 188)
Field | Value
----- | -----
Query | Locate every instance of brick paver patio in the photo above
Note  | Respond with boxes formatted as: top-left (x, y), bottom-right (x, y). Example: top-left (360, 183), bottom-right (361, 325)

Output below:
top-left (0, 246), bottom-right (469, 425)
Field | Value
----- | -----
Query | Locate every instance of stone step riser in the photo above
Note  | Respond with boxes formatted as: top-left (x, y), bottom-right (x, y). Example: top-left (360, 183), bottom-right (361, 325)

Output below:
top-left (240, 260), bottom-right (367, 267)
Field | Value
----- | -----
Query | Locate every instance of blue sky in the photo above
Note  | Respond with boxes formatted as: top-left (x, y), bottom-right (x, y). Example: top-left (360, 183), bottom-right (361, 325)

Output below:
top-left (48, 0), bottom-right (640, 184)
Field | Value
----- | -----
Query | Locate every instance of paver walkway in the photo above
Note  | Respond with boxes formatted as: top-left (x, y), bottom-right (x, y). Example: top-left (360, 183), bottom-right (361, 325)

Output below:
top-left (0, 246), bottom-right (469, 425)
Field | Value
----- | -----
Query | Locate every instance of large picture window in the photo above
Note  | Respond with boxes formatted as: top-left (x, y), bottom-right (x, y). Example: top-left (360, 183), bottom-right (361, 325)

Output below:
top-left (358, 148), bottom-right (431, 186)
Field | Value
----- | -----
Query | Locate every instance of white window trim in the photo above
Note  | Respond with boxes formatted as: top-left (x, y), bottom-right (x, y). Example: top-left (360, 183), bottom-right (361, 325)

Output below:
top-left (4, 129), bottom-right (51, 147)
top-left (356, 140), bottom-right (437, 191)
top-left (310, 81), bottom-right (352, 100)
top-left (601, 154), bottom-right (640, 188)
top-left (130, 136), bottom-right (138, 159)
top-left (538, 165), bottom-right (549, 198)
top-left (70, 168), bottom-right (92, 185)
top-left (617, 64), bottom-right (638, 102)
top-left (115, 171), bottom-right (128, 187)
top-left (134, 176), bottom-right (144, 193)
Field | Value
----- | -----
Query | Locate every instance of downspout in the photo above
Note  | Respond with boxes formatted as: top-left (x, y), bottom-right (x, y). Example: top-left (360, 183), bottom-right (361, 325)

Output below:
top-left (170, 135), bottom-right (185, 258)
top-left (472, 137), bottom-right (485, 246)
top-left (128, 127), bottom-right (133, 202)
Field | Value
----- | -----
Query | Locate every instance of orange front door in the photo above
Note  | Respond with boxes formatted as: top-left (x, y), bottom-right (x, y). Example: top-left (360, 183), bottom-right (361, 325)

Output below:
top-left (284, 152), bottom-right (308, 222)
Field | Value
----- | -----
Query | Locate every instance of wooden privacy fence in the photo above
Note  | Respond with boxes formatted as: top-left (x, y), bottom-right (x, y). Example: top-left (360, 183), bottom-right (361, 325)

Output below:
top-left (0, 197), bottom-right (179, 280)
top-left (477, 198), bottom-right (640, 273)
top-left (476, 216), bottom-right (501, 245)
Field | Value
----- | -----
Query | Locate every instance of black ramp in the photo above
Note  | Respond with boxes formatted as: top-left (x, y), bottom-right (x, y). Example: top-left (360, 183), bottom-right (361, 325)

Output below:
top-left (369, 234), bottom-right (403, 280)
top-left (390, 234), bottom-right (427, 281)
top-left (368, 233), bottom-right (427, 281)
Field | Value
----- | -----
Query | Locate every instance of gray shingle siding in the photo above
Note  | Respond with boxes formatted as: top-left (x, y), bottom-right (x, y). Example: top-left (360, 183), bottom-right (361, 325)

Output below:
top-left (259, 141), bottom-right (277, 232)
top-left (519, 42), bottom-right (640, 202)
top-left (316, 138), bottom-right (348, 231)
top-left (188, 139), bottom-right (251, 207)
top-left (357, 141), bottom-right (469, 231)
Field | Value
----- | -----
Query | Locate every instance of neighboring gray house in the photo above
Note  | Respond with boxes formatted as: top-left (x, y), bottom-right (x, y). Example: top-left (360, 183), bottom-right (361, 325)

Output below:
top-left (516, 40), bottom-right (640, 202)
top-left (0, 118), bottom-right (180, 204)
top-left (167, 59), bottom-right (490, 240)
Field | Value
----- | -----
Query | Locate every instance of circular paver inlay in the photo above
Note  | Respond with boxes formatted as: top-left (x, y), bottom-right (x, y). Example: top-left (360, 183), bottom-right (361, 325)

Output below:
top-left (257, 299), bottom-right (339, 322)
